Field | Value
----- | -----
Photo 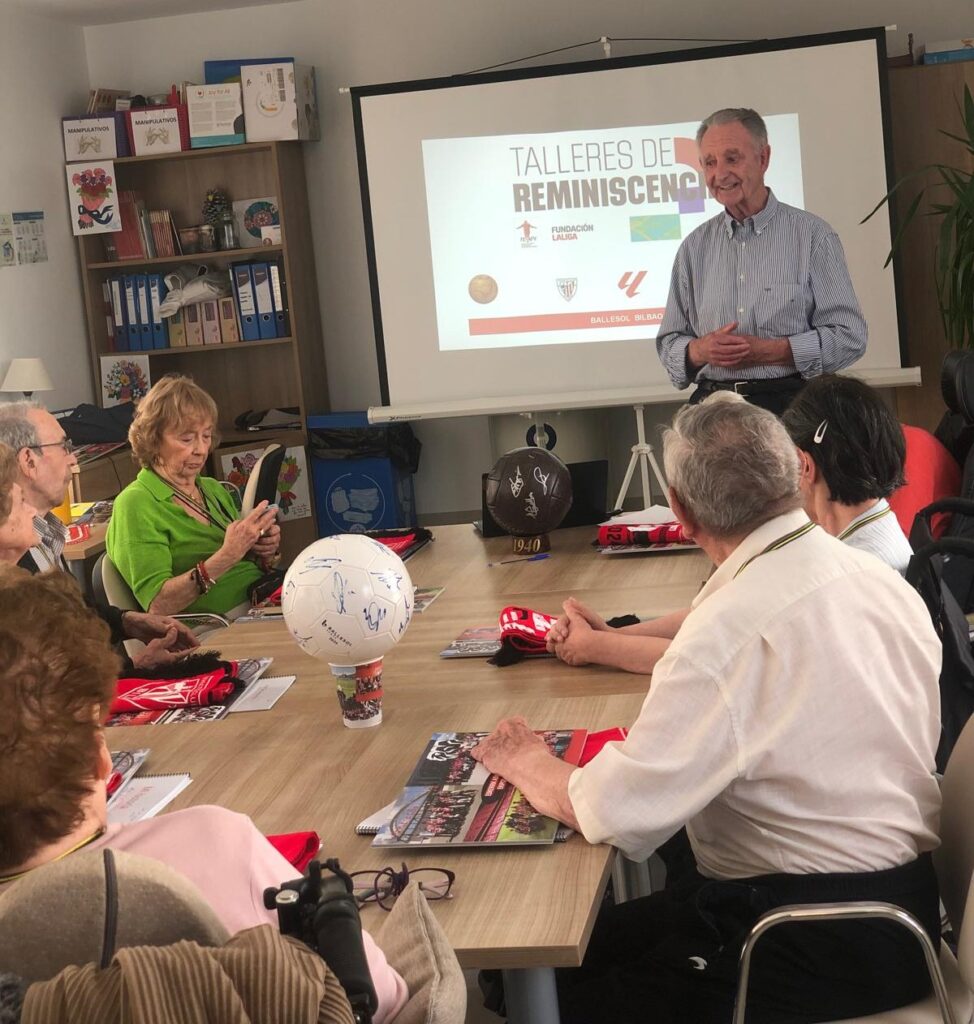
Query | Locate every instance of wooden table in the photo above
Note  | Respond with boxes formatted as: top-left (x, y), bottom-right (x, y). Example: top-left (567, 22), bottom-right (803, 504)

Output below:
top-left (64, 523), bottom-right (107, 596)
top-left (64, 522), bottom-right (108, 562)
top-left (106, 525), bottom-right (709, 1022)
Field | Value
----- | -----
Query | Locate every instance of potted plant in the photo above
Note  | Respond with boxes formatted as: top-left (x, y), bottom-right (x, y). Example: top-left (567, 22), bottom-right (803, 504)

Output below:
top-left (864, 85), bottom-right (974, 349)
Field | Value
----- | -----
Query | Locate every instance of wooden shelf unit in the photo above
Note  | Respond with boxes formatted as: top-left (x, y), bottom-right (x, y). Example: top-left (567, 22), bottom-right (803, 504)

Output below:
top-left (75, 141), bottom-right (327, 553)
top-left (77, 141), bottom-right (328, 444)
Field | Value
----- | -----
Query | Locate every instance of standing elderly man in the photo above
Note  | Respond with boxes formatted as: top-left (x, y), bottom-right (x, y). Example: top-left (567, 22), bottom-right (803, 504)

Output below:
top-left (657, 108), bottom-right (867, 414)
top-left (473, 393), bottom-right (941, 1022)
top-left (0, 401), bottom-right (196, 667)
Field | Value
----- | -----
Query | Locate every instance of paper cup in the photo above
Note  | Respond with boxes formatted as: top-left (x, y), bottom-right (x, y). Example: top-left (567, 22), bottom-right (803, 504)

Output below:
top-left (330, 659), bottom-right (383, 729)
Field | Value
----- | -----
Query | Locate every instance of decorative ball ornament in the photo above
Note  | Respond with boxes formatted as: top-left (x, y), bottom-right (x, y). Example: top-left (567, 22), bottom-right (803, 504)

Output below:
top-left (485, 447), bottom-right (573, 537)
top-left (281, 535), bottom-right (413, 666)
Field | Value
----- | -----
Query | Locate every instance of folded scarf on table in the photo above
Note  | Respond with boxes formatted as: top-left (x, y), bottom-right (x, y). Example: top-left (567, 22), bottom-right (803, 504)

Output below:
top-left (596, 522), bottom-right (690, 547)
top-left (110, 654), bottom-right (242, 714)
top-left (489, 605), bottom-right (641, 667)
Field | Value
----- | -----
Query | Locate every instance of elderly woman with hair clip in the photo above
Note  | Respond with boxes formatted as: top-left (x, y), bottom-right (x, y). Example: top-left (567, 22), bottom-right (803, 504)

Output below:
top-left (781, 373), bottom-right (912, 575)
top-left (107, 374), bottom-right (281, 619)
top-left (547, 382), bottom-right (911, 676)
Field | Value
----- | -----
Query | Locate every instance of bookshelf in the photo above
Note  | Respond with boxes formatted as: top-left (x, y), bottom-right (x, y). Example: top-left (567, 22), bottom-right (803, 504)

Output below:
top-left (75, 140), bottom-right (326, 558)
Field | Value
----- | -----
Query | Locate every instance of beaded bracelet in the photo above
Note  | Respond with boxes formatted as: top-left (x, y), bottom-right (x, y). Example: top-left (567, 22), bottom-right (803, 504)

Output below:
top-left (192, 561), bottom-right (213, 595)
top-left (197, 560), bottom-right (214, 590)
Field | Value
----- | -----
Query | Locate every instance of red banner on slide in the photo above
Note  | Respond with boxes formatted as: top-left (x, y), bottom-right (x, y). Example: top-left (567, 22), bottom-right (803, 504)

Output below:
top-left (468, 307), bottom-right (665, 336)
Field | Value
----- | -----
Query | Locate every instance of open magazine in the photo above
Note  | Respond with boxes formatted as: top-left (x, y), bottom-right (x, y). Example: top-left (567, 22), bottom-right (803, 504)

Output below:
top-left (372, 730), bottom-right (586, 848)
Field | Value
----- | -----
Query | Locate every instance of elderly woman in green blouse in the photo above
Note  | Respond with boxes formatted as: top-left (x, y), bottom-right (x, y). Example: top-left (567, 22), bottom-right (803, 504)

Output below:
top-left (106, 375), bottom-right (280, 618)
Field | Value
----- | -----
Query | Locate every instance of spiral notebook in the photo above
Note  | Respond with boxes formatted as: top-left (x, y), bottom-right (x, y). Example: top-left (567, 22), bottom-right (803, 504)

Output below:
top-left (107, 773), bottom-right (192, 825)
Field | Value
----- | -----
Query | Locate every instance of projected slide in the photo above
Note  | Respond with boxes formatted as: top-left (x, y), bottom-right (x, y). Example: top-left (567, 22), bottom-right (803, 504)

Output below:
top-left (422, 115), bottom-right (803, 351)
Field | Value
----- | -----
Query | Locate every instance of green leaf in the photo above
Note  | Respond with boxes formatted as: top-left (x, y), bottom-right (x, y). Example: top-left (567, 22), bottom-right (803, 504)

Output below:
top-left (869, 85), bottom-right (974, 347)
top-left (883, 191), bottom-right (925, 266)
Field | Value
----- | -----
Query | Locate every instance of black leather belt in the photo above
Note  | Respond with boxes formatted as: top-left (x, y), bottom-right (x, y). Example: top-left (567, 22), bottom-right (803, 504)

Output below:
top-left (695, 375), bottom-right (804, 397)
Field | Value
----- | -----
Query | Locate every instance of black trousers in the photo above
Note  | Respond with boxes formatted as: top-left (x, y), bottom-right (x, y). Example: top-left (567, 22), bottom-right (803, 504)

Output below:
top-left (689, 379), bottom-right (805, 417)
top-left (557, 854), bottom-right (940, 1024)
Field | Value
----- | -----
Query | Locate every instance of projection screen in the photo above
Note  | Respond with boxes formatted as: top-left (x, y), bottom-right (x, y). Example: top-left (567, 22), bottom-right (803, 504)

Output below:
top-left (352, 28), bottom-right (904, 415)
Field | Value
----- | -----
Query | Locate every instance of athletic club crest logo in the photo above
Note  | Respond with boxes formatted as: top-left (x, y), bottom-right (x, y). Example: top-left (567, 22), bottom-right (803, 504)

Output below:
top-left (556, 277), bottom-right (577, 302)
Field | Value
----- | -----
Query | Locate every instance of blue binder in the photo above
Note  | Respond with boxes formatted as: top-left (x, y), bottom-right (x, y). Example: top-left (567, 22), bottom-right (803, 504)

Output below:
top-left (251, 262), bottom-right (276, 340)
top-left (148, 274), bottom-right (169, 348)
top-left (269, 261), bottom-right (290, 337)
top-left (231, 263), bottom-right (259, 341)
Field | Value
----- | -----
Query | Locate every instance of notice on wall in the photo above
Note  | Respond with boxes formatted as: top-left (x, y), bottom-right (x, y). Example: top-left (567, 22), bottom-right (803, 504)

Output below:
top-left (0, 214), bottom-right (15, 267)
top-left (12, 211), bottom-right (47, 264)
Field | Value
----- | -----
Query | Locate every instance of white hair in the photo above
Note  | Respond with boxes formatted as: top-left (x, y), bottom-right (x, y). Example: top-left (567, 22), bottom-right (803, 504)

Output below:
top-left (696, 108), bottom-right (768, 150)
top-left (663, 392), bottom-right (801, 538)
top-left (0, 400), bottom-right (42, 451)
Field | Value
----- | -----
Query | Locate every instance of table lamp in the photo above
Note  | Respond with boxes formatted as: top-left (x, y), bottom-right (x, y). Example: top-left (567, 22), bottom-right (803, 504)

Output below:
top-left (1, 358), bottom-right (53, 398)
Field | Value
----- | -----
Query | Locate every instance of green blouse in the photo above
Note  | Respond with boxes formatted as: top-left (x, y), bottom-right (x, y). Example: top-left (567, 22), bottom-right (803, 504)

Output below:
top-left (106, 468), bottom-right (262, 615)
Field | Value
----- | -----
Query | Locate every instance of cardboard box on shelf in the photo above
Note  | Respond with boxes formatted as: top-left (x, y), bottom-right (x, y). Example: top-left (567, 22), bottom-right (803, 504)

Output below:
top-left (62, 114), bottom-right (130, 161)
top-left (187, 83), bottom-right (245, 148)
top-left (125, 106), bottom-right (189, 155)
top-left (241, 62), bottom-right (319, 142)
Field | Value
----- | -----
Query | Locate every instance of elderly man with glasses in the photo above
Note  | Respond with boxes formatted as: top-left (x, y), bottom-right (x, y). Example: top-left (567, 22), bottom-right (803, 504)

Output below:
top-left (0, 400), bottom-right (196, 668)
top-left (474, 393), bottom-right (941, 1023)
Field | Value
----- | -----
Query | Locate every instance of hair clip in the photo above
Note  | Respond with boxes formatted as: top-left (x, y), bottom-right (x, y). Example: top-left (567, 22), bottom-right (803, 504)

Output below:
top-left (813, 419), bottom-right (828, 444)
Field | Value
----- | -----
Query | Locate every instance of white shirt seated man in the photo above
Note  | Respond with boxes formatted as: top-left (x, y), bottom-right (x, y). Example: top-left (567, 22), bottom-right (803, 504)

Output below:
top-left (474, 392), bottom-right (942, 1023)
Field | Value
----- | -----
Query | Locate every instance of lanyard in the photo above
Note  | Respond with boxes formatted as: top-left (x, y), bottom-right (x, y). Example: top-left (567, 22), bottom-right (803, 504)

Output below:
top-left (0, 828), bottom-right (105, 885)
top-left (157, 473), bottom-right (231, 531)
top-left (733, 520), bottom-right (816, 579)
top-left (838, 505), bottom-right (892, 541)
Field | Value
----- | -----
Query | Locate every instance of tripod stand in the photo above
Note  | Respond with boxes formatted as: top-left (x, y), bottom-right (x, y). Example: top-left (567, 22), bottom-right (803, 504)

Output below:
top-left (612, 404), bottom-right (669, 513)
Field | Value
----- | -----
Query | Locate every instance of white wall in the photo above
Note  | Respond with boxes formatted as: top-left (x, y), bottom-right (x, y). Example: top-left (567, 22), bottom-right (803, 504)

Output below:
top-left (82, 0), bottom-right (974, 516)
top-left (0, 8), bottom-right (93, 411)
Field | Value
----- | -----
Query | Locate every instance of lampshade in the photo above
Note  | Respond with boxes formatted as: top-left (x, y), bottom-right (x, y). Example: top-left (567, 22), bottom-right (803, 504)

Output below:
top-left (1, 358), bottom-right (53, 397)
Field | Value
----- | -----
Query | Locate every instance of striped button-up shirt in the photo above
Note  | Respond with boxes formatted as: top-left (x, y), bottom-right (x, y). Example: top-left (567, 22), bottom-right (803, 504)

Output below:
top-left (28, 511), bottom-right (68, 572)
top-left (656, 190), bottom-right (867, 388)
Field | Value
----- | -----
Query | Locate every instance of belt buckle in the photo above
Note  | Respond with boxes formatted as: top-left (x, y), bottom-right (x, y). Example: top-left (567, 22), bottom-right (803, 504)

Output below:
top-left (733, 381), bottom-right (749, 395)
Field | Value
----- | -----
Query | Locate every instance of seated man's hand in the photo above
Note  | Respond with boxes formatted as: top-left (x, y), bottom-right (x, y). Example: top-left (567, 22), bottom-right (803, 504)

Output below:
top-left (471, 717), bottom-right (550, 781)
top-left (546, 597), bottom-right (607, 651)
top-left (131, 626), bottom-right (188, 670)
top-left (123, 611), bottom-right (198, 652)
top-left (551, 603), bottom-right (596, 666)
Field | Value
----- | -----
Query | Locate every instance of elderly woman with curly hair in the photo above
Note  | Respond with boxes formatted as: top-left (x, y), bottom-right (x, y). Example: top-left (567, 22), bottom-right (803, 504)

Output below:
top-left (106, 375), bottom-right (280, 618)
top-left (0, 568), bottom-right (408, 1022)
top-left (0, 442), bottom-right (40, 564)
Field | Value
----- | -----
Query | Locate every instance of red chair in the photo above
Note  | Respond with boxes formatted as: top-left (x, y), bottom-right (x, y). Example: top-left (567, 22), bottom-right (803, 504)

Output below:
top-left (889, 425), bottom-right (961, 539)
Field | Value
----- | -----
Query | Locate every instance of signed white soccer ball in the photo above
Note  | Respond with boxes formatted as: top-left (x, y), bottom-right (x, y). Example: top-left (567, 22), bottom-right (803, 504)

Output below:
top-left (282, 534), bottom-right (414, 666)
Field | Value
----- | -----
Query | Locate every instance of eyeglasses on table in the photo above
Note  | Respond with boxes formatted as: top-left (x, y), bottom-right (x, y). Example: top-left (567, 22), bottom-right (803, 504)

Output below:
top-left (350, 863), bottom-right (455, 910)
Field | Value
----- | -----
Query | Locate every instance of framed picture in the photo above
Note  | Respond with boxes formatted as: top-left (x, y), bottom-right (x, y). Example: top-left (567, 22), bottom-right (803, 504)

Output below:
top-left (67, 161), bottom-right (121, 236)
top-left (99, 354), bottom-right (150, 408)
top-left (217, 443), bottom-right (312, 520)
top-left (232, 196), bottom-right (279, 248)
